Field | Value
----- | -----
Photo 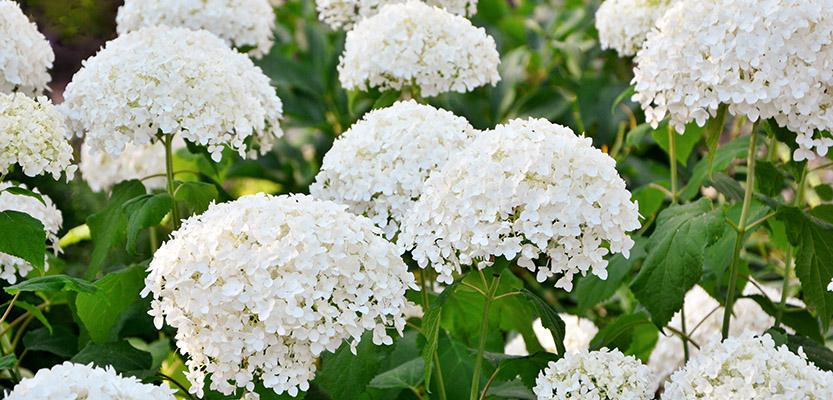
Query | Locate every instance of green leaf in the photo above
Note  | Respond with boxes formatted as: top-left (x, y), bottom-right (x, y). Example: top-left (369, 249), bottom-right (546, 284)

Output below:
top-left (23, 326), bottom-right (77, 358)
top-left (815, 184), bottom-right (833, 202)
top-left (589, 312), bottom-right (652, 354)
top-left (747, 295), bottom-right (823, 343)
top-left (630, 198), bottom-right (724, 327)
top-left (175, 181), bottom-right (218, 215)
top-left (5, 274), bottom-right (100, 296)
top-left (372, 90), bottom-right (400, 110)
top-left (494, 352), bottom-right (559, 388)
top-left (1, 186), bottom-right (45, 205)
top-left (316, 330), bottom-right (394, 400)
top-left (76, 265), bottom-right (147, 343)
top-left (755, 161), bottom-right (785, 197)
top-left (625, 123), bottom-right (653, 148)
top-left (434, 332), bottom-right (487, 400)
top-left (486, 379), bottom-right (535, 399)
top-left (122, 193), bottom-right (171, 255)
top-left (421, 278), bottom-right (461, 389)
top-left (626, 319), bottom-right (659, 362)
top-left (520, 288), bottom-right (566, 355)
top-left (15, 300), bottom-right (52, 334)
top-left (0, 354), bottom-right (17, 370)
top-left (71, 340), bottom-right (154, 379)
top-left (86, 180), bottom-right (146, 279)
top-left (652, 122), bottom-right (704, 166)
top-left (575, 238), bottom-right (646, 313)
top-left (368, 357), bottom-right (424, 390)
top-left (0, 210), bottom-right (45, 271)
top-left (707, 172), bottom-right (745, 202)
top-left (765, 119), bottom-right (807, 182)
top-left (631, 186), bottom-right (665, 221)
top-left (682, 135), bottom-right (750, 201)
top-left (610, 85), bottom-right (635, 114)
top-left (705, 103), bottom-right (728, 175)
top-left (786, 334), bottom-right (833, 372)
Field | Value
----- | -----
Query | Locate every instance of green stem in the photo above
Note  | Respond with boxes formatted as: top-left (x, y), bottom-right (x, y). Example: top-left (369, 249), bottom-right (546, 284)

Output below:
top-left (149, 225), bottom-right (159, 254)
top-left (433, 353), bottom-right (447, 400)
top-left (775, 170), bottom-right (806, 327)
top-left (163, 134), bottom-right (180, 231)
top-left (722, 124), bottom-right (759, 340)
top-left (680, 307), bottom-right (690, 362)
top-left (471, 274), bottom-right (501, 400)
top-left (0, 292), bottom-right (20, 329)
top-left (420, 269), bottom-right (430, 310)
top-left (668, 125), bottom-right (678, 203)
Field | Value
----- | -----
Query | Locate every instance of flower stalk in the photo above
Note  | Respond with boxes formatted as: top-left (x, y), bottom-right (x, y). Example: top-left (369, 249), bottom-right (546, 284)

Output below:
top-left (471, 272), bottom-right (501, 400)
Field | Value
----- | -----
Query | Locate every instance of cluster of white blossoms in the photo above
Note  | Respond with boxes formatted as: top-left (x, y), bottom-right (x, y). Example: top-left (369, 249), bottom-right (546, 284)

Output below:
top-left (0, 93), bottom-right (75, 180)
top-left (505, 315), bottom-right (598, 356)
top-left (0, 183), bottom-right (62, 284)
top-left (316, 0), bottom-right (477, 31)
top-left (632, 0), bottom-right (833, 161)
top-left (61, 25), bottom-right (283, 161)
top-left (338, 0), bottom-right (500, 97)
top-left (310, 101), bottom-right (476, 240)
top-left (595, 0), bottom-right (676, 57)
top-left (79, 136), bottom-right (186, 193)
top-left (399, 118), bottom-right (640, 288)
top-left (5, 362), bottom-right (176, 400)
top-left (0, 0), bottom-right (54, 96)
top-left (663, 330), bottom-right (833, 399)
top-left (116, 0), bottom-right (276, 58)
top-left (533, 348), bottom-right (654, 400)
top-left (143, 193), bottom-right (417, 397)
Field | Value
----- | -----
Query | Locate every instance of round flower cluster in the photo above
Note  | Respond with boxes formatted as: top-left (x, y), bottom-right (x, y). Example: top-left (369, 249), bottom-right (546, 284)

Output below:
top-left (116, 0), bottom-right (276, 58)
top-left (79, 136), bottom-right (186, 193)
top-left (338, 0), bottom-right (500, 97)
top-left (632, 0), bottom-right (833, 161)
top-left (1, 93), bottom-right (75, 180)
top-left (663, 330), bottom-right (833, 399)
top-left (595, 0), bottom-right (676, 57)
top-left (0, 183), bottom-right (62, 284)
top-left (142, 193), bottom-right (417, 397)
top-left (505, 314), bottom-right (598, 356)
top-left (61, 25), bottom-right (283, 161)
top-left (533, 348), bottom-right (655, 400)
top-left (5, 362), bottom-right (176, 400)
top-left (310, 100), bottom-right (476, 240)
top-left (399, 118), bottom-right (640, 288)
top-left (316, 0), bottom-right (477, 31)
top-left (0, 0), bottom-right (54, 96)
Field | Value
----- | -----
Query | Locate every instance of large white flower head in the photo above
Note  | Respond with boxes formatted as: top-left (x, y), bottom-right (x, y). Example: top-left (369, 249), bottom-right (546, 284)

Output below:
top-left (663, 330), bottom-right (833, 399)
top-left (317, 0), bottom-right (477, 31)
top-left (143, 193), bottom-right (417, 398)
top-left (533, 348), bottom-right (655, 400)
top-left (5, 361), bottom-right (176, 400)
top-left (505, 314), bottom-right (598, 356)
top-left (0, 93), bottom-right (75, 180)
top-left (79, 136), bottom-right (186, 193)
top-left (0, 182), bottom-right (62, 284)
top-left (310, 100), bottom-right (476, 240)
top-left (595, 0), bottom-right (676, 57)
top-left (399, 118), bottom-right (640, 288)
top-left (338, 0), bottom-right (500, 98)
top-left (116, 0), bottom-right (276, 58)
top-left (0, 0), bottom-right (54, 96)
top-left (61, 25), bottom-right (283, 161)
top-left (632, 0), bottom-right (833, 161)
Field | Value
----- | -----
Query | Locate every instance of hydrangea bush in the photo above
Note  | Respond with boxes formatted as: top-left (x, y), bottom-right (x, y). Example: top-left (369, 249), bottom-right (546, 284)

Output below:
top-left (0, 0), bottom-right (54, 96)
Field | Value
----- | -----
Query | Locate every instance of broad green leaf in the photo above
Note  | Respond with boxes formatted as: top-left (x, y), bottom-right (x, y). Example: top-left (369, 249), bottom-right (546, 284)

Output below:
top-left (15, 300), bottom-right (51, 334)
top-left (747, 295), bottom-right (822, 343)
top-left (0, 354), bottom-right (16, 369)
top-left (368, 357), bottom-right (424, 390)
top-left (589, 312), bottom-right (652, 353)
top-left (610, 85), bottom-right (635, 114)
top-left (434, 332), bottom-right (487, 400)
top-left (175, 181), bottom-right (218, 215)
top-left (76, 265), bottom-right (147, 343)
top-left (575, 238), bottom-right (646, 313)
top-left (22, 326), bottom-right (77, 358)
top-left (755, 161), bottom-right (785, 197)
top-left (702, 200), bottom-right (768, 290)
top-left (485, 379), bottom-right (535, 399)
top-left (71, 340), bottom-right (154, 379)
top-left (652, 122), bottom-right (704, 166)
top-left (122, 193), bottom-right (171, 255)
top-left (631, 186), bottom-right (665, 221)
top-left (86, 180), bottom-right (146, 279)
top-left (422, 278), bottom-right (461, 389)
top-left (520, 288), bottom-right (566, 355)
top-left (705, 103), bottom-right (728, 175)
top-left (815, 184), bottom-right (833, 202)
top-left (707, 172), bottom-right (744, 202)
top-left (0, 210), bottom-right (45, 271)
top-left (626, 319), bottom-right (659, 362)
top-left (786, 334), bottom-right (833, 372)
top-left (630, 198), bottom-right (724, 327)
top-left (372, 90), bottom-right (400, 110)
top-left (494, 352), bottom-right (559, 387)
top-left (765, 119), bottom-right (807, 182)
top-left (625, 123), bottom-right (653, 149)
top-left (316, 330), bottom-right (394, 400)
top-left (1, 186), bottom-right (45, 205)
top-left (682, 135), bottom-right (750, 201)
top-left (5, 275), bottom-right (100, 297)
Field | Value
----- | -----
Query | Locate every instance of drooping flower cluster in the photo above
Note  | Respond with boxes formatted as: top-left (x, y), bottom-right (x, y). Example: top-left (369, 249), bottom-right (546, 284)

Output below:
top-left (79, 136), bottom-right (186, 193)
top-left (0, 0), bottom-right (54, 96)
top-left (399, 118), bottom-right (640, 288)
top-left (0, 183), bottom-right (62, 284)
top-left (595, 0), bottom-right (676, 57)
top-left (663, 330), bottom-right (833, 399)
top-left (116, 0), bottom-right (276, 58)
top-left (316, 0), bottom-right (477, 31)
top-left (338, 0), bottom-right (500, 97)
top-left (632, 0), bottom-right (833, 161)
top-left (505, 314), bottom-right (598, 356)
top-left (310, 101), bottom-right (476, 240)
top-left (1, 93), bottom-right (75, 180)
top-left (61, 25), bottom-right (283, 161)
top-left (142, 193), bottom-right (417, 397)
top-left (533, 348), bottom-right (655, 400)
top-left (5, 362), bottom-right (176, 400)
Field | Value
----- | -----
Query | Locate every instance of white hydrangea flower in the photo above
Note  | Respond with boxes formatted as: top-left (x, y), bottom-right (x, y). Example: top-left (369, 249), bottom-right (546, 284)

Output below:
top-left (0, 0), bottom-right (54, 96)
top-left (533, 348), bottom-right (655, 400)
top-left (595, 0), bottom-right (676, 57)
top-left (143, 193), bottom-right (418, 398)
top-left (317, 0), bottom-right (477, 31)
top-left (338, 0), bottom-right (500, 97)
top-left (116, 0), bottom-right (276, 58)
top-left (0, 183), bottom-right (61, 284)
top-left (5, 361), bottom-right (176, 400)
top-left (310, 100), bottom-right (476, 240)
top-left (632, 0), bottom-right (833, 161)
top-left (61, 25), bottom-right (283, 161)
top-left (79, 136), bottom-right (186, 193)
top-left (505, 315), bottom-right (598, 356)
top-left (0, 93), bottom-right (75, 180)
top-left (663, 330), bottom-right (833, 399)
top-left (399, 118), bottom-right (640, 288)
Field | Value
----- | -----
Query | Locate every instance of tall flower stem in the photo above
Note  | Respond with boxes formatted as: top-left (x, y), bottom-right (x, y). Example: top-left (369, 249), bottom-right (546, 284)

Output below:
top-left (722, 123), bottom-right (759, 340)
top-left (163, 134), bottom-right (180, 231)
top-left (775, 171), bottom-right (806, 327)
top-left (471, 272), bottom-right (501, 400)
top-left (667, 125), bottom-right (689, 361)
